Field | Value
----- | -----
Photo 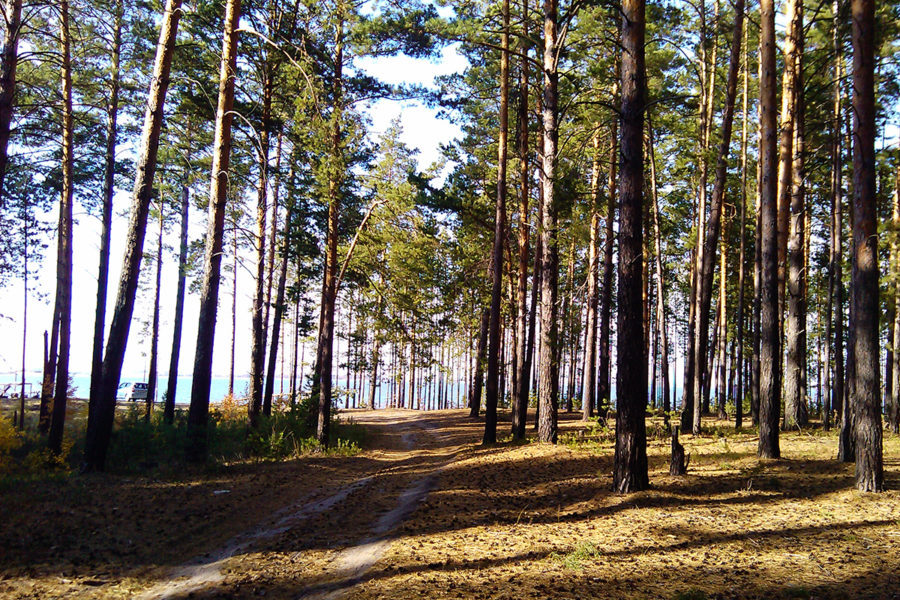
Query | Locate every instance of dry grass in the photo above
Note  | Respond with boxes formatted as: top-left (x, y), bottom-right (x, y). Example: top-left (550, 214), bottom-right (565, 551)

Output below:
top-left (354, 413), bottom-right (900, 600)
top-left (1, 409), bottom-right (898, 600)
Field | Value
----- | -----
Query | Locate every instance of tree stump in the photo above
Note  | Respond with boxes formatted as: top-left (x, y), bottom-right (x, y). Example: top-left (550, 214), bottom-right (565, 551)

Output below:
top-left (670, 425), bottom-right (687, 476)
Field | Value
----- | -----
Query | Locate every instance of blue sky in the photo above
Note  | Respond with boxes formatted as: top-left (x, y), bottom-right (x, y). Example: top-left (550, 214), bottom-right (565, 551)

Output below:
top-left (0, 44), bottom-right (467, 384)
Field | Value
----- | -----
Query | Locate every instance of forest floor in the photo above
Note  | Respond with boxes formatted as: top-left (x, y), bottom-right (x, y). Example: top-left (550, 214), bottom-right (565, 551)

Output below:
top-left (1, 409), bottom-right (900, 600)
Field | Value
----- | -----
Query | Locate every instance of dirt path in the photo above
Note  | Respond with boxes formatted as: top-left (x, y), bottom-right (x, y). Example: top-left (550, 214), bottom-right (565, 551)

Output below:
top-left (133, 409), bottom-right (474, 600)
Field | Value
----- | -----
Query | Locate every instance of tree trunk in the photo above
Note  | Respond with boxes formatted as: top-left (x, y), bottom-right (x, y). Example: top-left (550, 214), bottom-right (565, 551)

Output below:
top-left (613, 0), bottom-right (648, 493)
top-left (484, 0), bottom-right (510, 444)
top-left (648, 116), bottom-right (670, 422)
top-left (145, 209), bottom-right (164, 421)
top-left (290, 302), bottom-right (300, 405)
top-left (689, 0), bottom-right (745, 435)
top-left (564, 239), bottom-right (577, 412)
top-left (537, 0), bottom-right (559, 444)
top-left (345, 306), bottom-right (352, 409)
top-left (891, 165), bottom-right (900, 434)
top-left (751, 181), bottom-right (761, 425)
top-left (716, 218), bottom-right (728, 420)
top-left (263, 206), bottom-right (291, 415)
top-left (82, 0), bottom-right (184, 471)
top-left (409, 335), bottom-right (417, 409)
top-left (316, 8), bottom-right (343, 446)
top-left (526, 202), bottom-right (541, 427)
top-left (512, 0), bottom-right (530, 438)
top-left (39, 306), bottom-right (59, 434)
top-left (186, 0), bottom-right (242, 461)
top-left (369, 334), bottom-right (381, 410)
top-left (850, 0), bottom-right (882, 492)
top-left (470, 307), bottom-right (489, 417)
top-left (228, 232), bottom-right (237, 396)
top-left (683, 0), bottom-right (712, 433)
top-left (89, 0), bottom-right (123, 408)
top-left (886, 303), bottom-right (893, 426)
top-left (838, 103), bottom-right (856, 462)
top-left (735, 22), bottom-right (749, 429)
top-left (582, 132), bottom-right (602, 421)
top-left (18, 216), bottom-right (28, 429)
top-left (48, 0), bottom-right (75, 456)
top-left (164, 178), bottom-right (190, 423)
top-left (248, 74), bottom-right (273, 428)
top-left (784, 3), bottom-right (807, 430)
top-left (775, 0), bottom-right (801, 370)
top-left (758, 0), bottom-right (781, 459)
top-left (533, 158), bottom-right (544, 430)
top-left (825, 1), bottom-right (843, 433)
top-left (598, 118), bottom-right (617, 416)
top-left (681, 253), bottom-right (697, 430)
top-left (263, 132), bottom-right (283, 382)
top-left (0, 0), bottom-right (23, 201)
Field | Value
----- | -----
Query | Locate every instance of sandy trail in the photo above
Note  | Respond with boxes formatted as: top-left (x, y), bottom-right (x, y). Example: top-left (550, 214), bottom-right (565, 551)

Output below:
top-left (135, 409), bottom-right (471, 600)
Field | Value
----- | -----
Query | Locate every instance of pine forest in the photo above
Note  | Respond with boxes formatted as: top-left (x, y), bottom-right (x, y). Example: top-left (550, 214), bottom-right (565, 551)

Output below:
top-left (0, 0), bottom-right (899, 597)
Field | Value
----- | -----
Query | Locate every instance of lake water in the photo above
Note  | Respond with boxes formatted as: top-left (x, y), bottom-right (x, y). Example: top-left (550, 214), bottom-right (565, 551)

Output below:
top-left (6, 371), bottom-right (474, 409)
top-left (8, 372), bottom-right (258, 405)
top-left (5, 371), bottom-right (673, 409)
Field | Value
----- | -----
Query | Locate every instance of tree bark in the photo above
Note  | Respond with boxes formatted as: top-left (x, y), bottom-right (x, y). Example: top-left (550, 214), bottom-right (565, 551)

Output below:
top-left (164, 179), bottom-right (190, 423)
top-left (537, 0), bottom-right (559, 444)
top-left (316, 7), bottom-right (344, 446)
top-left (0, 0), bottom-right (23, 202)
top-left (598, 118), bottom-right (617, 416)
top-left (735, 22), bottom-right (748, 429)
top-left (890, 165), bottom-right (900, 434)
top-left (716, 215), bottom-right (728, 420)
top-left (683, 0), bottom-right (712, 432)
top-left (187, 0), bottom-right (242, 461)
top-left (823, 4), bottom-right (842, 432)
top-left (689, 0), bottom-right (745, 435)
top-left (511, 0), bottom-right (531, 438)
top-left (484, 0), bottom-right (510, 444)
top-left (613, 0), bottom-right (648, 493)
top-left (248, 73), bottom-right (273, 427)
top-left (145, 208), bottom-right (164, 421)
top-left (290, 301), bottom-right (300, 406)
top-left (784, 2), bottom-right (807, 429)
top-left (758, 0), bottom-right (781, 459)
top-left (228, 231), bottom-right (237, 397)
top-left (470, 307), bottom-right (489, 417)
top-left (39, 305), bottom-right (59, 434)
top-left (528, 191), bottom-right (542, 428)
top-left (582, 132), bottom-right (602, 421)
top-left (18, 215), bottom-right (28, 429)
top-left (648, 116), bottom-right (670, 422)
top-left (563, 238), bottom-right (577, 412)
top-left (776, 0), bottom-right (801, 361)
top-left (850, 0), bottom-right (882, 492)
top-left (838, 105), bottom-right (855, 463)
top-left (89, 0), bottom-right (123, 408)
top-left (263, 205), bottom-right (291, 415)
top-left (48, 0), bottom-right (75, 456)
top-left (751, 101), bottom-right (762, 428)
top-left (263, 133), bottom-right (283, 393)
top-left (369, 334), bottom-right (381, 410)
top-left (82, 0), bottom-right (184, 471)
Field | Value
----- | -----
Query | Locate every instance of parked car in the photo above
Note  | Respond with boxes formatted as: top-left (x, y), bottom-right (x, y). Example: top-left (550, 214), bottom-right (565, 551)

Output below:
top-left (117, 382), bottom-right (149, 402)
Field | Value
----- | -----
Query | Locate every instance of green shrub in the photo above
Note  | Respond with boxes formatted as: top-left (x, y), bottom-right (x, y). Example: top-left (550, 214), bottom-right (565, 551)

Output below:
top-left (0, 417), bottom-right (24, 474)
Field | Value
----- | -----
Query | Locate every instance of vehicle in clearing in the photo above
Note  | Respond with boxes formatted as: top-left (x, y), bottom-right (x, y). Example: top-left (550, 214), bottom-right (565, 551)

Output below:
top-left (117, 382), bottom-right (149, 402)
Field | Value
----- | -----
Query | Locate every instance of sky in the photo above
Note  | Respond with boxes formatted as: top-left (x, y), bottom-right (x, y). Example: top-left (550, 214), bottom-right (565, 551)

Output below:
top-left (0, 43), bottom-right (468, 385)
